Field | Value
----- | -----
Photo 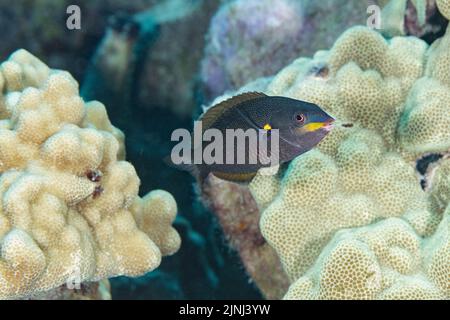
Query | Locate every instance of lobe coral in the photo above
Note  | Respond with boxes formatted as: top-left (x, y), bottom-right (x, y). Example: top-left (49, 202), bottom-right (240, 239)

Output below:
top-left (203, 0), bottom-right (450, 299)
top-left (0, 50), bottom-right (180, 299)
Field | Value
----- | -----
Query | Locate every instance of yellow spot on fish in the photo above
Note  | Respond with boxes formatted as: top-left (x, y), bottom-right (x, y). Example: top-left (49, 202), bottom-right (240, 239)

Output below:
top-left (303, 122), bottom-right (326, 132)
top-left (263, 123), bottom-right (272, 131)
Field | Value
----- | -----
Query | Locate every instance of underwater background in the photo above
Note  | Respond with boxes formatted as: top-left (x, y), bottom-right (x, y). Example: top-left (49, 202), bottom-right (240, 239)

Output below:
top-left (0, 0), bottom-right (448, 300)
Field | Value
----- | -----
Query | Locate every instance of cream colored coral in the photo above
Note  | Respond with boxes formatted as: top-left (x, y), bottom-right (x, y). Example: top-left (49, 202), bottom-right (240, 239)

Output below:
top-left (284, 217), bottom-right (447, 300)
top-left (427, 157), bottom-right (450, 214)
top-left (398, 78), bottom-right (450, 154)
top-left (268, 28), bottom-right (428, 148)
top-left (423, 207), bottom-right (450, 296)
top-left (251, 127), bottom-right (439, 281)
top-left (240, 19), bottom-right (450, 299)
top-left (437, 0), bottom-right (450, 20)
top-left (0, 50), bottom-right (180, 299)
top-left (397, 22), bottom-right (450, 155)
top-left (379, 0), bottom-right (429, 36)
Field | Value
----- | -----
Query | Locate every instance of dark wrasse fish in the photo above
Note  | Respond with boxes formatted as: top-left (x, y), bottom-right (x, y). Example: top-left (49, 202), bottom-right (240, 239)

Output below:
top-left (169, 92), bottom-right (335, 183)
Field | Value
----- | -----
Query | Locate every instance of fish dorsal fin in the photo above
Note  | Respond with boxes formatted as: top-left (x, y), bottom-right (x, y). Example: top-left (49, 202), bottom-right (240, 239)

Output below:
top-left (200, 92), bottom-right (267, 130)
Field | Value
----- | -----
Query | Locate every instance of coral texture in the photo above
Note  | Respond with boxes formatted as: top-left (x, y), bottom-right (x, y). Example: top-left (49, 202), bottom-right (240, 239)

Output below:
top-left (0, 0), bottom-right (158, 81)
top-left (200, 0), bottom-right (305, 101)
top-left (230, 3), bottom-right (450, 299)
top-left (200, 0), bottom-right (372, 102)
top-left (0, 0), bottom-right (218, 118)
top-left (202, 176), bottom-right (290, 299)
top-left (378, 0), bottom-right (442, 37)
top-left (25, 280), bottom-right (112, 300)
top-left (0, 50), bottom-right (180, 299)
top-left (199, 0), bottom-right (382, 298)
top-left (83, 1), bottom-right (264, 300)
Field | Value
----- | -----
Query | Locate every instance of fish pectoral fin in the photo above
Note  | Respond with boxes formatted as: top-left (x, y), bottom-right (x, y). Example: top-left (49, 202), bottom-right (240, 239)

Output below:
top-left (212, 171), bottom-right (257, 184)
top-left (234, 107), bottom-right (263, 131)
top-left (200, 92), bottom-right (267, 129)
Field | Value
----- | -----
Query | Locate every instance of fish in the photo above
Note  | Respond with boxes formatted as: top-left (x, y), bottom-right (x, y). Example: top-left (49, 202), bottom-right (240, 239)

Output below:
top-left (168, 92), bottom-right (334, 184)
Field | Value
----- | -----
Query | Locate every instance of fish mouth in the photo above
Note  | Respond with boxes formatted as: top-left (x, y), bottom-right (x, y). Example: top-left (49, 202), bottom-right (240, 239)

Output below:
top-left (322, 119), bottom-right (335, 132)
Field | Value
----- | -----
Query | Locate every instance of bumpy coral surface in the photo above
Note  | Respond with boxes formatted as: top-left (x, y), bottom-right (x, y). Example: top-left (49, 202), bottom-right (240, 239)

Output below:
top-left (378, 0), bottom-right (443, 38)
top-left (0, 50), bottom-right (180, 299)
top-left (200, 0), bottom-right (305, 101)
top-left (284, 215), bottom-right (449, 299)
top-left (200, 0), bottom-right (372, 102)
top-left (237, 3), bottom-right (450, 299)
top-left (25, 280), bottom-right (112, 300)
top-left (0, 0), bottom-right (158, 81)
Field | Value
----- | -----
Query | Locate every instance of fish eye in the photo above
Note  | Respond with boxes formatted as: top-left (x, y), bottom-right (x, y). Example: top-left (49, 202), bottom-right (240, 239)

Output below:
top-left (295, 113), bottom-right (305, 124)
